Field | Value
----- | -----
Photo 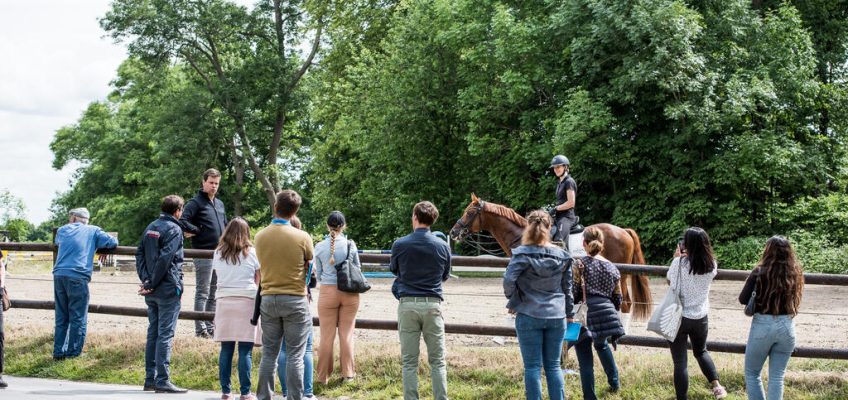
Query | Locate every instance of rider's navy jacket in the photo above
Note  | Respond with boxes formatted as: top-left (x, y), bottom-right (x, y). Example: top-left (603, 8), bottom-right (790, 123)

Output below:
top-left (136, 213), bottom-right (185, 297)
top-left (503, 245), bottom-right (574, 319)
top-left (389, 228), bottom-right (451, 300)
top-left (180, 189), bottom-right (227, 250)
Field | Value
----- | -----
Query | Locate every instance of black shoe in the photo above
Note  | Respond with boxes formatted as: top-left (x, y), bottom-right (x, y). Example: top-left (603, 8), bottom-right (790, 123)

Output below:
top-left (52, 355), bottom-right (65, 361)
top-left (143, 384), bottom-right (155, 391)
top-left (155, 382), bottom-right (188, 393)
top-left (0, 376), bottom-right (7, 388)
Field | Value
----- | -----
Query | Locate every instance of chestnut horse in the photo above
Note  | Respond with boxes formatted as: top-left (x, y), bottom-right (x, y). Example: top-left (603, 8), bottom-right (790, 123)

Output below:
top-left (449, 194), bottom-right (653, 321)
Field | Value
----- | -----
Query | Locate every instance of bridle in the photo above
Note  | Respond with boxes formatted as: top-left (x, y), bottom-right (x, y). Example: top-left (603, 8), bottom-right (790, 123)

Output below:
top-left (453, 200), bottom-right (485, 241)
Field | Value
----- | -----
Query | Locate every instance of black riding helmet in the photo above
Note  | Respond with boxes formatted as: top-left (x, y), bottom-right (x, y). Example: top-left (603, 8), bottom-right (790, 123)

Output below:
top-left (550, 155), bottom-right (570, 168)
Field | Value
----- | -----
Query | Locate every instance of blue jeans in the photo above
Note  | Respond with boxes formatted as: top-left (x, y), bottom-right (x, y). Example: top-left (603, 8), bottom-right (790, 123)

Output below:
top-left (278, 330), bottom-right (314, 396)
top-left (573, 329), bottom-right (619, 400)
top-left (144, 293), bottom-right (181, 387)
top-left (194, 258), bottom-right (217, 335)
top-left (515, 314), bottom-right (565, 400)
top-left (53, 276), bottom-right (90, 357)
top-left (220, 341), bottom-right (254, 395)
top-left (745, 314), bottom-right (795, 400)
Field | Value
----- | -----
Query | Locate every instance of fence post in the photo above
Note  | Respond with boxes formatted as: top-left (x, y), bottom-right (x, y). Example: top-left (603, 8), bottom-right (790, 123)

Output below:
top-left (51, 228), bottom-right (58, 266)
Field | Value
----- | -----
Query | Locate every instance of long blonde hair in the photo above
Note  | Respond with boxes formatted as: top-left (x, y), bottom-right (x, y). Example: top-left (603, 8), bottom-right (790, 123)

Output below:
top-left (217, 217), bottom-right (252, 265)
top-left (521, 210), bottom-right (552, 246)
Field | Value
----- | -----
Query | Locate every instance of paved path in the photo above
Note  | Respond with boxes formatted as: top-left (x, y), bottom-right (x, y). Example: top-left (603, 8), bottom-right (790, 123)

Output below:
top-left (2, 376), bottom-right (231, 399)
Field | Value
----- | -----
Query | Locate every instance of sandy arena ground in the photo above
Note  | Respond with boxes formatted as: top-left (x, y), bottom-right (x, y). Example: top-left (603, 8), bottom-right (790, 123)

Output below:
top-left (4, 269), bottom-right (847, 350)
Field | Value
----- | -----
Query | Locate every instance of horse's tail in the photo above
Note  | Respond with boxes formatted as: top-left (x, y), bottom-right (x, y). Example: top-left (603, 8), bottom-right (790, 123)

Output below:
top-left (625, 228), bottom-right (653, 321)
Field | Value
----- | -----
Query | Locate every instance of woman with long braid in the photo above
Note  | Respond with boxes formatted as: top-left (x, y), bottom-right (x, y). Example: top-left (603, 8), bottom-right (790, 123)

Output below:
top-left (314, 211), bottom-right (362, 384)
top-left (739, 236), bottom-right (804, 400)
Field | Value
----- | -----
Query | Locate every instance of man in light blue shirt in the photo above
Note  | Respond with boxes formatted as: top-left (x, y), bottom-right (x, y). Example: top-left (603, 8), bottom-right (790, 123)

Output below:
top-left (53, 207), bottom-right (118, 360)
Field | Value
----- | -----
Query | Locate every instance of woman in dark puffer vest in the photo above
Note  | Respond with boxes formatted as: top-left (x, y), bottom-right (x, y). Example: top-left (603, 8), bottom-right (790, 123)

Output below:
top-left (571, 226), bottom-right (624, 399)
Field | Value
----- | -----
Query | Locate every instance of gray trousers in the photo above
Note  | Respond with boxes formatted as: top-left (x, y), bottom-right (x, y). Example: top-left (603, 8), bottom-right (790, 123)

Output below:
top-left (193, 258), bottom-right (217, 335)
top-left (554, 215), bottom-right (576, 248)
top-left (257, 294), bottom-right (311, 400)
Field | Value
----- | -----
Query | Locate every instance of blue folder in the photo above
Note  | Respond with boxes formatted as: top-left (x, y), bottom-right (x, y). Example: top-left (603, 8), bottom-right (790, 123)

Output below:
top-left (563, 321), bottom-right (582, 342)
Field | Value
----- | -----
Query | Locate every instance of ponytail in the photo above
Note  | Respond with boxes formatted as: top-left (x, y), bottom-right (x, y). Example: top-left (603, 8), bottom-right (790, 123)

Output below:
top-left (521, 210), bottom-right (552, 246)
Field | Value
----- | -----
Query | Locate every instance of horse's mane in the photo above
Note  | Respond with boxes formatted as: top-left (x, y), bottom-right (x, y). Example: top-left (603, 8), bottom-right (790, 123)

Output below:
top-left (482, 202), bottom-right (528, 227)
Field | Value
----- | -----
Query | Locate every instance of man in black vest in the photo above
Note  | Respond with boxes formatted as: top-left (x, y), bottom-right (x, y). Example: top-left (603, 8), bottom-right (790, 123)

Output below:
top-left (180, 168), bottom-right (227, 337)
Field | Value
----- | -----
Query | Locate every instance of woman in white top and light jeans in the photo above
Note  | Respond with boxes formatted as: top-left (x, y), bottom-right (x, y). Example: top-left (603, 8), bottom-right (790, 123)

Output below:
top-left (314, 211), bottom-right (362, 384)
top-left (212, 218), bottom-right (261, 400)
top-left (667, 227), bottom-right (727, 399)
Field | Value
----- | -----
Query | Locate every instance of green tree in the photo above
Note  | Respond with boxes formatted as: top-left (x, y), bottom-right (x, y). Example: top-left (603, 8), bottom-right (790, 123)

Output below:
top-left (4, 219), bottom-right (34, 242)
top-left (100, 0), bottom-right (326, 207)
top-left (0, 189), bottom-right (26, 224)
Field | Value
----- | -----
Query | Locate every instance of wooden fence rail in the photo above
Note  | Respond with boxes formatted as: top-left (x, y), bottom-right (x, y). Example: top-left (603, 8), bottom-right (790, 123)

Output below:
top-left (4, 241), bottom-right (848, 360)
top-left (3, 242), bottom-right (848, 285)
top-left (8, 299), bottom-right (848, 360)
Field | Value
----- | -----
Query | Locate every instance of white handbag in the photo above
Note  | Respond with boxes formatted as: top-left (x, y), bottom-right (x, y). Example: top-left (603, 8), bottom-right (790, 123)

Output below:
top-left (647, 258), bottom-right (684, 341)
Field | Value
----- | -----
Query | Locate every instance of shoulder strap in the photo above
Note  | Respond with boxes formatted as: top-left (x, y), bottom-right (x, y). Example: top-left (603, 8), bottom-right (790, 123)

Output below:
top-left (579, 258), bottom-right (588, 302)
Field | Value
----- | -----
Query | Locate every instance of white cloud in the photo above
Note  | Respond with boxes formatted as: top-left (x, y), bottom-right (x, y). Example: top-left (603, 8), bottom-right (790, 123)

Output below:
top-left (0, 0), bottom-right (126, 224)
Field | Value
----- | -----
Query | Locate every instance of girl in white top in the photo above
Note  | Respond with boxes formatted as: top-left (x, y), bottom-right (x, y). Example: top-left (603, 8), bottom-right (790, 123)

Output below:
top-left (666, 227), bottom-right (726, 400)
top-left (212, 217), bottom-right (260, 400)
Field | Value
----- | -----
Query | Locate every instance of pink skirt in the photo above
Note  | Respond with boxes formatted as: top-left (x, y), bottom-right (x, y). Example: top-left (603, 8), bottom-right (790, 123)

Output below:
top-left (213, 296), bottom-right (262, 344)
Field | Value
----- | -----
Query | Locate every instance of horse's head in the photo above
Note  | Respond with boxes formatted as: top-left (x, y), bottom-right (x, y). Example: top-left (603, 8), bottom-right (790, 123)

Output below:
top-left (450, 193), bottom-right (486, 242)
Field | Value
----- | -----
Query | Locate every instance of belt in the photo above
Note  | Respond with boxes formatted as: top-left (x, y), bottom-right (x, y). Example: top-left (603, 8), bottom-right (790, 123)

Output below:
top-left (400, 297), bottom-right (442, 303)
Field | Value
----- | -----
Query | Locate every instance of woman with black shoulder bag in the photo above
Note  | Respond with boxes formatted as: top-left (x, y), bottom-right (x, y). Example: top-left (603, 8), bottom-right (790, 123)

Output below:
top-left (739, 236), bottom-right (804, 400)
top-left (314, 211), bottom-right (362, 385)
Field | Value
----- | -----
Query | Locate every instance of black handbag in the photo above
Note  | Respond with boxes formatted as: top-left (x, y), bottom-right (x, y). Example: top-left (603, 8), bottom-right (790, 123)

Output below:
top-left (744, 274), bottom-right (758, 317)
top-left (334, 241), bottom-right (371, 293)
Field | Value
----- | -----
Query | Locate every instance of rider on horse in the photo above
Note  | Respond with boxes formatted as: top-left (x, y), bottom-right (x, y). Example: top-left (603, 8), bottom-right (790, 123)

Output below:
top-left (551, 155), bottom-right (577, 247)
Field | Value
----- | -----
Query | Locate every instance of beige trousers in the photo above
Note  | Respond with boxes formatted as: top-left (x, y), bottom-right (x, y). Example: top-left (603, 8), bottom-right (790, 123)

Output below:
top-left (316, 284), bottom-right (360, 383)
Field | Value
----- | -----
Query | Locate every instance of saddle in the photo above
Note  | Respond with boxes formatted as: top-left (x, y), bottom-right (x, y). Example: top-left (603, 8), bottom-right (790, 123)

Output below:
top-left (570, 217), bottom-right (584, 234)
top-left (550, 216), bottom-right (584, 240)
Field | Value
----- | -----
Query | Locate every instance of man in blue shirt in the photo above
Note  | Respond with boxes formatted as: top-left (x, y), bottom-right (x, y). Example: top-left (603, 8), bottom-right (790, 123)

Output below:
top-left (52, 207), bottom-right (118, 360)
top-left (136, 195), bottom-right (189, 394)
top-left (390, 201), bottom-right (451, 400)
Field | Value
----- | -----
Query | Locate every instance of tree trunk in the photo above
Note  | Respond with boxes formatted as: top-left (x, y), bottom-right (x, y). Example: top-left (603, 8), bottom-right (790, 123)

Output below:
top-left (229, 138), bottom-right (245, 217)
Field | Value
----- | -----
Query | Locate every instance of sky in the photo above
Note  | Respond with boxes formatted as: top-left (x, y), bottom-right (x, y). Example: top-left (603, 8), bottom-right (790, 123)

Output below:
top-left (0, 1), bottom-right (127, 224)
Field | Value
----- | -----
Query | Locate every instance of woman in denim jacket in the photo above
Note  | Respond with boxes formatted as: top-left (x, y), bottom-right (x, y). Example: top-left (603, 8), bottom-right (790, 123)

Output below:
top-left (739, 236), bottom-right (804, 400)
top-left (503, 210), bottom-right (573, 400)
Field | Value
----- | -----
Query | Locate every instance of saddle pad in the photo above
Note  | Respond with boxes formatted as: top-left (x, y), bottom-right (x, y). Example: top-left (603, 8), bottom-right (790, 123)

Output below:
top-left (568, 233), bottom-right (587, 257)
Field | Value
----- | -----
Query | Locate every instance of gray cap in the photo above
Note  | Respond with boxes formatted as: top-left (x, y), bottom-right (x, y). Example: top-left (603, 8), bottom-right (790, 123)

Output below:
top-left (69, 208), bottom-right (90, 220)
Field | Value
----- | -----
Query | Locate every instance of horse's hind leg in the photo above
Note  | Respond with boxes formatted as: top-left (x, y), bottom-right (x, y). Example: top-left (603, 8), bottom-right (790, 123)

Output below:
top-left (619, 274), bottom-right (632, 314)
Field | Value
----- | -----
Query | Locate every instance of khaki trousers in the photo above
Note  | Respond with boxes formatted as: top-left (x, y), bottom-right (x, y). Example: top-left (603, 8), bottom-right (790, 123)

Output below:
top-left (316, 284), bottom-right (360, 383)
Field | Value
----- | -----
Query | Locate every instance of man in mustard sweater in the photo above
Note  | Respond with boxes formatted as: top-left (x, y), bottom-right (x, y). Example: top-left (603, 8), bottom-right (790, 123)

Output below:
top-left (254, 190), bottom-right (314, 400)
